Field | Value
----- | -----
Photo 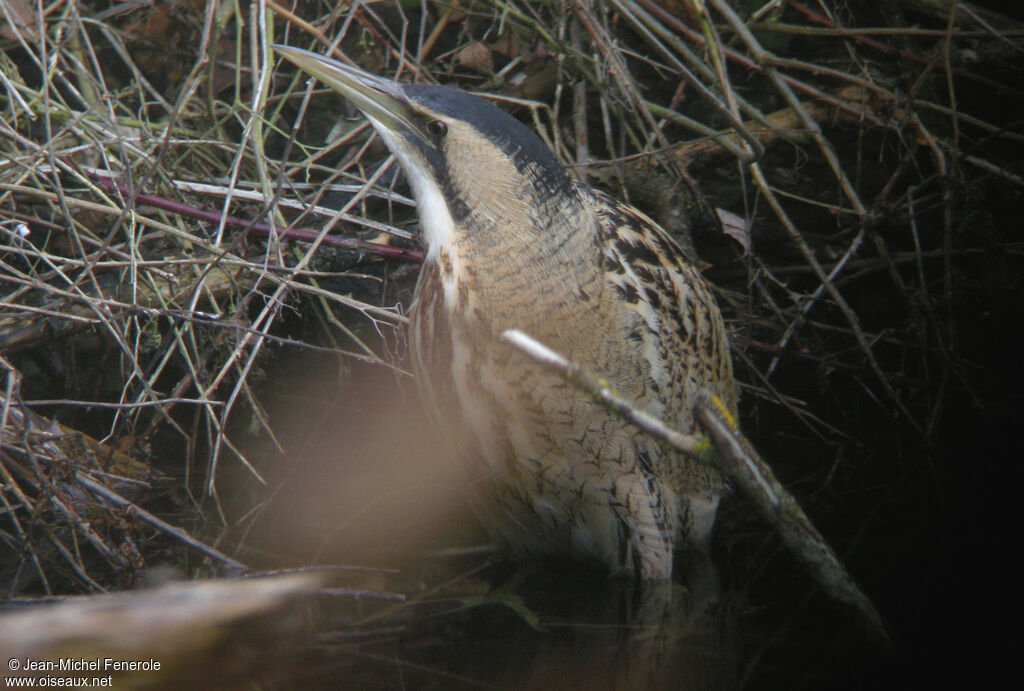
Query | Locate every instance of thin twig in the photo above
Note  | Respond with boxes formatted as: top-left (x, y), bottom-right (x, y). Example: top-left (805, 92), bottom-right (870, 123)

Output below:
top-left (503, 329), bottom-right (891, 646)
top-left (75, 472), bottom-right (247, 571)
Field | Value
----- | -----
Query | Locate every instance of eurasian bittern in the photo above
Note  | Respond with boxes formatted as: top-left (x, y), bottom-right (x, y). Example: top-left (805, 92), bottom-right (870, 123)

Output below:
top-left (274, 46), bottom-right (737, 580)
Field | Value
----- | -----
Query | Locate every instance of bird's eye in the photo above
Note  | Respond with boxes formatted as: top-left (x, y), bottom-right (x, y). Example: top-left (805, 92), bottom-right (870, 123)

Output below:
top-left (427, 120), bottom-right (448, 138)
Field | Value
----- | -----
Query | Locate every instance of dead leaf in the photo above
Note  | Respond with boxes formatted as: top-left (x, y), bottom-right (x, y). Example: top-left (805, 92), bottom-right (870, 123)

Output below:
top-left (455, 41), bottom-right (494, 75)
top-left (0, 0), bottom-right (37, 41)
top-left (715, 207), bottom-right (751, 254)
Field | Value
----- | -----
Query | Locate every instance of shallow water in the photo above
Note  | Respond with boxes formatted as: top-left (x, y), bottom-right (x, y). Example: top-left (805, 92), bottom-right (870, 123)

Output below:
top-left (259, 548), bottom-right (907, 690)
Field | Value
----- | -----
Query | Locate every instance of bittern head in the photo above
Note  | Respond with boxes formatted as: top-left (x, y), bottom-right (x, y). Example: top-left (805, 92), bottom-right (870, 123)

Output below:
top-left (273, 46), bottom-right (580, 259)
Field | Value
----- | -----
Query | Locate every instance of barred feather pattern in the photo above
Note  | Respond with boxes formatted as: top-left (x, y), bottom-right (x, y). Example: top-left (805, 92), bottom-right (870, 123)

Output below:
top-left (409, 182), bottom-right (735, 580)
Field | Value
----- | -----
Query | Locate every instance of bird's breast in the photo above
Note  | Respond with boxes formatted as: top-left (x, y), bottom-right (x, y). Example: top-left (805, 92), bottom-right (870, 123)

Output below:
top-left (406, 185), bottom-right (734, 579)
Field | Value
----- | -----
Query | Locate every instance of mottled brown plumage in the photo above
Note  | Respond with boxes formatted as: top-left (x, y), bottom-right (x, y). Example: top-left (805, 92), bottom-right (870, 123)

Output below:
top-left (275, 46), bottom-right (736, 579)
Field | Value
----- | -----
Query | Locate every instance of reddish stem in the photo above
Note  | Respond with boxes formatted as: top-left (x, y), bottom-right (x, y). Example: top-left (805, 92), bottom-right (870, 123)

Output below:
top-left (87, 172), bottom-right (423, 263)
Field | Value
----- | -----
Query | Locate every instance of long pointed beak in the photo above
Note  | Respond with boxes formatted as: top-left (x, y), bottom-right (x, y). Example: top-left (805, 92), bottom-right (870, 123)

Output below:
top-left (272, 45), bottom-right (413, 135)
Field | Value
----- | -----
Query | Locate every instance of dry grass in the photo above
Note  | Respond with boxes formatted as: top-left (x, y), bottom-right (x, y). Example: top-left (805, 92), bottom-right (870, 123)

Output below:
top-left (2, 0), bottom-right (1021, 597)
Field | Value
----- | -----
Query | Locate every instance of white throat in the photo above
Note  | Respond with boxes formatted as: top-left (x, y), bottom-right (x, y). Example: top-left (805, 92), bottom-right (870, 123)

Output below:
top-left (373, 124), bottom-right (461, 308)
